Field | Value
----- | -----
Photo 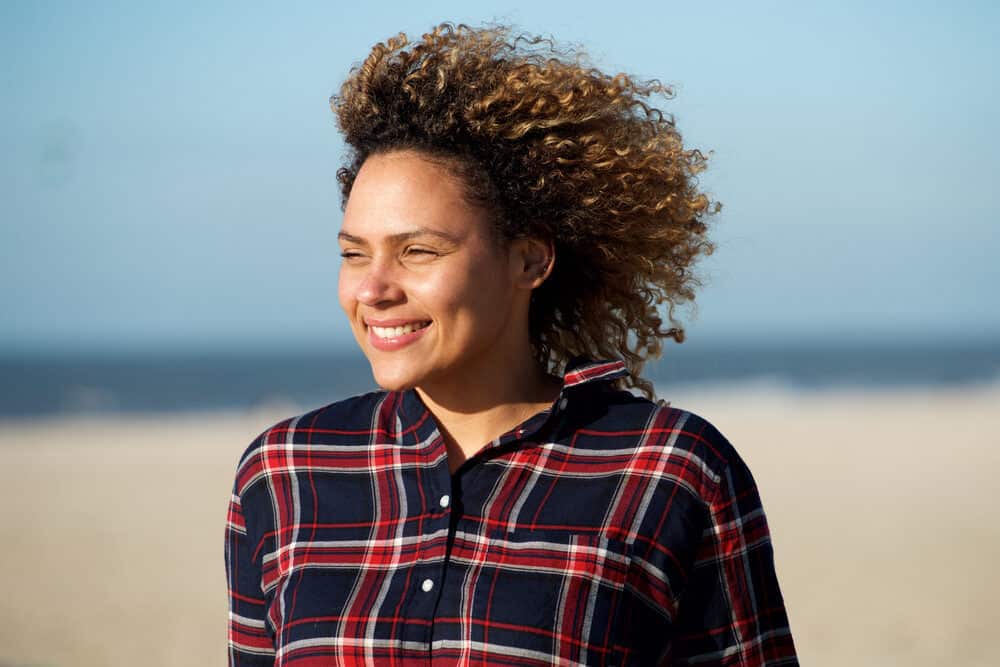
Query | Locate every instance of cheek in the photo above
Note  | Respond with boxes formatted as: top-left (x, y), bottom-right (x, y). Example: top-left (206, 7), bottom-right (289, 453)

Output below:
top-left (427, 262), bottom-right (512, 327)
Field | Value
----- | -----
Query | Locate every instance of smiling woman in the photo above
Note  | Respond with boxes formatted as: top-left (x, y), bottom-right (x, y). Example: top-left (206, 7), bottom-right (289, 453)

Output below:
top-left (337, 151), bottom-right (558, 418)
top-left (225, 22), bottom-right (799, 667)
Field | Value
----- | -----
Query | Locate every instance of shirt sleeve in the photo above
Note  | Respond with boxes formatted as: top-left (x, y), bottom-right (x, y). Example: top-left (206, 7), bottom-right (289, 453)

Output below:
top-left (225, 484), bottom-right (277, 666)
top-left (670, 452), bottom-right (799, 666)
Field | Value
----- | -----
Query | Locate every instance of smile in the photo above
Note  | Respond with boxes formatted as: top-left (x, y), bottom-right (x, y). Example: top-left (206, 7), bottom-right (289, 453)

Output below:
top-left (365, 320), bottom-right (432, 351)
top-left (370, 321), bottom-right (431, 339)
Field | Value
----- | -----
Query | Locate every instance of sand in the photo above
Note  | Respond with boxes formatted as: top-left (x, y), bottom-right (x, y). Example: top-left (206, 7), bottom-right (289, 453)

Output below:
top-left (1, 384), bottom-right (998, 667)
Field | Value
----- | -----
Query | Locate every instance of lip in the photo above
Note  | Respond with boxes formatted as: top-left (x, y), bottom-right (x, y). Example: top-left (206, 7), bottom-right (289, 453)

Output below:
top-left (365, 320), bottom-right (432, 352)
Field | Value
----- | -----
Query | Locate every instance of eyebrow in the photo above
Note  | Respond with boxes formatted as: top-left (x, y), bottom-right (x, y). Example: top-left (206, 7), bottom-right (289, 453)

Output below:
top-left (337, 227), bottom-right (462, 245)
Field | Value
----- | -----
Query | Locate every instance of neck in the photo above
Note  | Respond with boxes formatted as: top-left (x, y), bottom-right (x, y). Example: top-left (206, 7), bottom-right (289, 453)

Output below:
top-left (415, 346), bottom-right (562, 472)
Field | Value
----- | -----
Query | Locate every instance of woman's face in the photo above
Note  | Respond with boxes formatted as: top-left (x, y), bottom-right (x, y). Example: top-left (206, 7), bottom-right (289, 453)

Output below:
top-left (338, 150), bottom-right (529, 393)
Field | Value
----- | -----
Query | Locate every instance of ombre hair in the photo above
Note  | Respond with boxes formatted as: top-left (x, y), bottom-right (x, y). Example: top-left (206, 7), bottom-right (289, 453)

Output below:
top-left (332, 23), bottom-right (719, 397)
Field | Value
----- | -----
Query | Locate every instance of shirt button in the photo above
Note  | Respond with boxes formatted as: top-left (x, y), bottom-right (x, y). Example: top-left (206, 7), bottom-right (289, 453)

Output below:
top-left (421, 578), bottom-right (434, 593)
top-left (439, 494), bottom-right (450, 509)
top-left (558, 397), bottom-right (568, 410)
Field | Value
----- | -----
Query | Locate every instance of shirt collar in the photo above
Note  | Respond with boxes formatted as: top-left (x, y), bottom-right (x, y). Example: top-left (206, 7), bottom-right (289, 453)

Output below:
top-left (561, 356), bottom-right (629, 389)
top-left (393, 357), bottom-right (629, 447)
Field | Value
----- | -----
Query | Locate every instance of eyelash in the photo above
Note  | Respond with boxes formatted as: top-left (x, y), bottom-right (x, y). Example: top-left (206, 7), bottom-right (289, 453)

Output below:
top-left (405, 247), bottom-right (437, 256)
top-left (338, 247), bottom-right (439, 260)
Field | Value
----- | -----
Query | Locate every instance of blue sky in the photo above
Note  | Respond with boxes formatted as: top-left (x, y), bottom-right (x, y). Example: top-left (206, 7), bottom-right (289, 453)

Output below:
top-left (2, 0), bottom-right (998, 351)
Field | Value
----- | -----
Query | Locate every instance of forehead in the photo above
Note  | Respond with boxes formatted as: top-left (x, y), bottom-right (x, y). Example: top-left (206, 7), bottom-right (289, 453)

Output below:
top-left (341, 151), bottom-right (490, 241)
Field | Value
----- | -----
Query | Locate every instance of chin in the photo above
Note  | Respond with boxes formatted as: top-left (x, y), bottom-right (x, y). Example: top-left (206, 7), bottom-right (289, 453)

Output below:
top-left (366, 359), bottom-right (423, 392)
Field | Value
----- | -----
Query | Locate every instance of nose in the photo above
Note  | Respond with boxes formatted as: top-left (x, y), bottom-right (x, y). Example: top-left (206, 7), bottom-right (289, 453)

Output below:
top-left (353, 258), bottom-right (404, 307)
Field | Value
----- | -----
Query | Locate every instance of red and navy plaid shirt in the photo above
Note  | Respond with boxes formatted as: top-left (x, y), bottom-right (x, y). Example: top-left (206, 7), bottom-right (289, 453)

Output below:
top-left (225, 358), bottom-right (798, 666)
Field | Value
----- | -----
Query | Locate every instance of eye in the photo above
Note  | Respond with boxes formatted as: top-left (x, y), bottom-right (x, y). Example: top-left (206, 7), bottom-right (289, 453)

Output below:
top-left (339, 250), bottom-right (366, 260)
top-left (404, 246), bottom-right (439, 258)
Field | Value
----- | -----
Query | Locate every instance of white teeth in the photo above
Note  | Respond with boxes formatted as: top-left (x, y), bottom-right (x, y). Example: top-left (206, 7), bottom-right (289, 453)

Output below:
top-left (370, 322), bottom-right (430, 339)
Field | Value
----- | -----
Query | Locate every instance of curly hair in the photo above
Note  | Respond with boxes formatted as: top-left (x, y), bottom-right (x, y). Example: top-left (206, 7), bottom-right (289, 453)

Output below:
top-left (331, 22), bottom-right (718, 398)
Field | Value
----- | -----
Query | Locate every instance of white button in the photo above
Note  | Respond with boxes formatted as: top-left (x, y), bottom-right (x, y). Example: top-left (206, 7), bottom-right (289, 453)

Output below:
top-left (421, 578), bottom-right (434, 592)
top-left (558, 397), bottom-right (568, 410)
top-left (439, 494), bottom-right (450, 509)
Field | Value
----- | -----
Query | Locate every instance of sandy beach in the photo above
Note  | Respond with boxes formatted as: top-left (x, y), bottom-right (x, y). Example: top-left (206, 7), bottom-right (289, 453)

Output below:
top-left (1, 384), bottom-right (997, 667)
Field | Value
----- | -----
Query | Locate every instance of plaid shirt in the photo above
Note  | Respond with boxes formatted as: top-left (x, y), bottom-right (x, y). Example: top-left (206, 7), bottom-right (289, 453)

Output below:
top-left (225, 358), bottom-right (798, 666)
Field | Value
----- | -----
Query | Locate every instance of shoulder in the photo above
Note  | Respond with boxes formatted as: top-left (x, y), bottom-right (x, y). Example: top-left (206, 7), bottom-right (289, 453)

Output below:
top-left (579, 386), bottom-right (752, 502)
top-left (231, 390), bottom-right (394, 496)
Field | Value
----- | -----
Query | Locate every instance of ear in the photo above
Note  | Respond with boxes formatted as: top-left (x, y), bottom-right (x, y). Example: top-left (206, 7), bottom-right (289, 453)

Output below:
top-left (510, 237), bottom-right (555, 290)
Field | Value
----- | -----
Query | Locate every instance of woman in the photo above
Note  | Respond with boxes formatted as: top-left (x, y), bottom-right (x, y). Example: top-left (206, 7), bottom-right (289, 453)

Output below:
top-left (226, 23), bottom-right (798, 666)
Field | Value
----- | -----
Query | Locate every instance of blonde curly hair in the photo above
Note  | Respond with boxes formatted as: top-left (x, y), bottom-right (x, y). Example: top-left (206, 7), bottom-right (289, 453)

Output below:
top-left (331, 23), bottom-right (718, 398)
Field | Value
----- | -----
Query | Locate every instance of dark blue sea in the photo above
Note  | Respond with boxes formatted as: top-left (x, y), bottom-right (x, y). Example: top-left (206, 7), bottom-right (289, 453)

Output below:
top-left (2, 339), bottom-right (998, 418)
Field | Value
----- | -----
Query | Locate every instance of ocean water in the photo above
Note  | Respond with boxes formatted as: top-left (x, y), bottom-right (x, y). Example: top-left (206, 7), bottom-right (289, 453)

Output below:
top-left (1, 339), bottom-right (998, 418)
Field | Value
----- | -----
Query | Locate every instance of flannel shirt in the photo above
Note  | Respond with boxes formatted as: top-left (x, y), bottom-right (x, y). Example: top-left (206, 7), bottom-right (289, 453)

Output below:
top-left (225, 358), bottom-right (798, 666)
